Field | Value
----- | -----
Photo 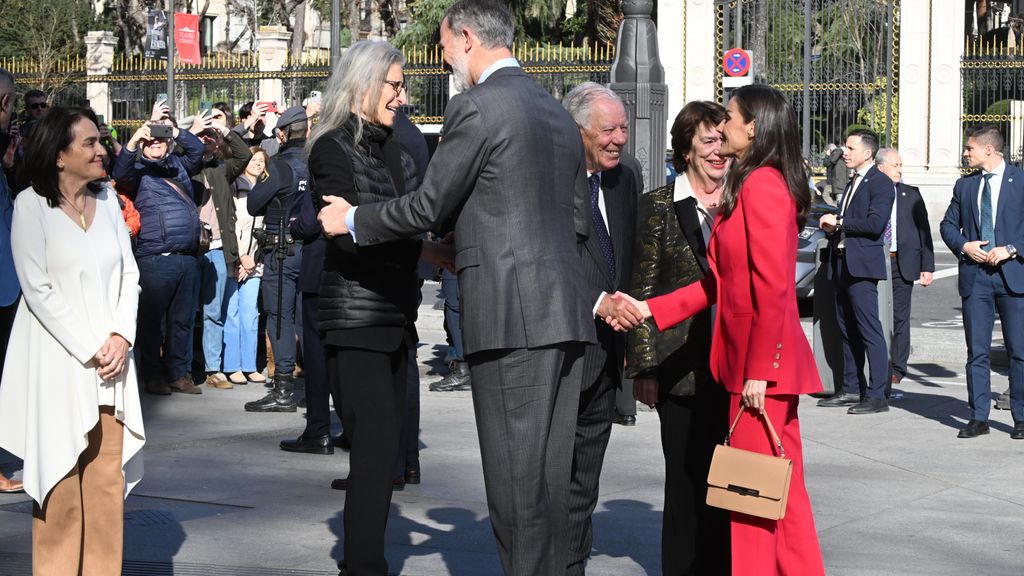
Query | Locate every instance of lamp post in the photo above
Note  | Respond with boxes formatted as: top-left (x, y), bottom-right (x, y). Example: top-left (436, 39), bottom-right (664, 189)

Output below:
top-left (610, 0), bottom-right (668, 191)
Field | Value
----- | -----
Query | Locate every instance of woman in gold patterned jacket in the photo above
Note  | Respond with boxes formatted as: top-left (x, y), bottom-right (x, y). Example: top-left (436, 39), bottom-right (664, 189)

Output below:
top-left (625, 101), bottom-right (732, 576)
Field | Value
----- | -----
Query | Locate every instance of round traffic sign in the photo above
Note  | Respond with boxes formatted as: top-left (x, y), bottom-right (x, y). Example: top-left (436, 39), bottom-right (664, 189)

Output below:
top-left (722, 48), bottom-right (751, 78)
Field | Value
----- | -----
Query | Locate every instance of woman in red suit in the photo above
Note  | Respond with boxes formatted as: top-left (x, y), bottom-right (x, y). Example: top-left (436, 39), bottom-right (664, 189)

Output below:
top-left (608, 84), bottom-right (825, 575)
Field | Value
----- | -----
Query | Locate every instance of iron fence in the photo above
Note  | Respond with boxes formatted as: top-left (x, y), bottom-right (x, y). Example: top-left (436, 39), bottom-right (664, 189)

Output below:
top-left (961, 38), bottom-right (1024, 168)
top-left (717, 0), bottom-right (900, 170)
top-left (4, 42), bottom-right (613, 142)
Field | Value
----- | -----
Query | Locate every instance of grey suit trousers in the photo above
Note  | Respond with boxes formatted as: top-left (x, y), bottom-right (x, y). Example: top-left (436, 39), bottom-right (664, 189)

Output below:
top-left (468, 343), bottom-right (585, 576)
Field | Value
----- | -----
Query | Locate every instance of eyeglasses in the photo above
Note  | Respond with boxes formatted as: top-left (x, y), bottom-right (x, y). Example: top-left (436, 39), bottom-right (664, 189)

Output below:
top-left (384, 79), bottom-right (406, 93)
top-left (29, 102), bottom-right (48, 110)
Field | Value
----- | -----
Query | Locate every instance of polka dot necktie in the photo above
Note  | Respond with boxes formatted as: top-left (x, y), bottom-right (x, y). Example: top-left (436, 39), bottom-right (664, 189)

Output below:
top-left (589, 174), bottom-right (615, 279)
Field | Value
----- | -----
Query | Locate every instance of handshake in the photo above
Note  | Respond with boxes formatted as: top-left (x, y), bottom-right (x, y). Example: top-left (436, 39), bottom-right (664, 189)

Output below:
top-left (598, 292), bottom-right (652, 332)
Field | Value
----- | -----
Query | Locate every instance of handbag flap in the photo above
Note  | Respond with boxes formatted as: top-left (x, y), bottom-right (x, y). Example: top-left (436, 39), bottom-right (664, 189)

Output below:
top-left (707, 444), bottom-right (793, 501)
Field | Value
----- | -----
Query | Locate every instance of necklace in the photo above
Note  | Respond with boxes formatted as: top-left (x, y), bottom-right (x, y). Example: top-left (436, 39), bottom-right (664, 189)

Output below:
top-left (62, 195), bottom-right (88, 230)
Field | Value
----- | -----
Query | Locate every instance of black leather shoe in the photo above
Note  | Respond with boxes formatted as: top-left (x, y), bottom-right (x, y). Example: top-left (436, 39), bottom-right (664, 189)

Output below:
top-left (1011, 422), bottom-right (1024, 440)
top-left (330, 476), bottom-right (405, 491)
top-left (613, 413), bottom-right (636, 426)
top-left (333, 434), bottom-right (351, 450)
top-left (280, 434), bottom-right (334, 455)
top-left (957, 419), bottom-right (990, 438)
top-left (847, 398), bottom-right (889, 414)
top-left (817, 393), bottom-right (860, 407)
top-left (404, 468), bottom-right (421, 484)
top-left (995, 388), bottom-right (1011, 410)
top-left (430, 362), bottom-right (471, 391)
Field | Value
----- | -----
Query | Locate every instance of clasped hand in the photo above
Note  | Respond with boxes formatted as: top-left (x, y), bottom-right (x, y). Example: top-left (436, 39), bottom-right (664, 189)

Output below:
top-left (963, 241), bottom-right (1015, 266)
top-left (318, 195), bottom-right (354, 237)
top-left (600, 292), bottom-right (650, 332)
top-left (93, 334), bottom-right (130, 381)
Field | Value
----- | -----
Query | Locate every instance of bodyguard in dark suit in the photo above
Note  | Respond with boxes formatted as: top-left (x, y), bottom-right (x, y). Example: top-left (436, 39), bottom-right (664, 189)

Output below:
top-left (874, 149), bottom-right (935, 387)
top-left (317, 3), bottom-right (596, 574)
top-left (940, 125), bottom-right (1024, 440)
top-left (819, 129), bottom-right (895, 414)
top-left (626, 101), bottom-right (731, 576)
top-left (560, 83), bottom-right (641, 575)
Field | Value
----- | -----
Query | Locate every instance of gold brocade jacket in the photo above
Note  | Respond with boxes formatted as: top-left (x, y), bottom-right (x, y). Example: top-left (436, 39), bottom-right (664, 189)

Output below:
top-left (625, 184), bottom-right (715, 397)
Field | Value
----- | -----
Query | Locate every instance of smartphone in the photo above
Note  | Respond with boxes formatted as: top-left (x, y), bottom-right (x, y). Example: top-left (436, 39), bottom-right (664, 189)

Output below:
top-left (96, 114), bottom-right (105, 126)
top-left (257, 101), bottom-right (279, 114)
top-left (156, 93), bottom-right (168, 106)
top-left (308, 90), bottom-right (322, 104)
top-left (149, 123), bottom-right (173, 138)
top-left (200, 100), bottom-right (212, 115)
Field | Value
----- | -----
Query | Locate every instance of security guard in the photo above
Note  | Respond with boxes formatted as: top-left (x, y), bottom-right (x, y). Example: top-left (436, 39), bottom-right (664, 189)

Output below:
top-left (245, 106), bottom-right (309, 412)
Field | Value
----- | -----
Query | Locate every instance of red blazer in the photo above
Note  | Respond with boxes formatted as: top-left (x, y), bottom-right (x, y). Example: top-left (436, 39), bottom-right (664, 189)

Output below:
top-left (648, 167), bottom-right (822, 396)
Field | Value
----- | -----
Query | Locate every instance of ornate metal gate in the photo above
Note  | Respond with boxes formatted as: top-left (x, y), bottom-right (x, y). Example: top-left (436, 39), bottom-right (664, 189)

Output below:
top-left (716, 0), bottom-right (900, 168)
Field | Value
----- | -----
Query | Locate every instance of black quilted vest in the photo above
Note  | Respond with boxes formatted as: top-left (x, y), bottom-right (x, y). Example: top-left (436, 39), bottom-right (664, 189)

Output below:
top-left (316, 120), bottom-right (422, 333)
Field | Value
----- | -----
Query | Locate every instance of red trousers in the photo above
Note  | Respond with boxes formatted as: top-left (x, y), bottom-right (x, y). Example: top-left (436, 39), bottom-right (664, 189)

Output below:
top-left (726, 395), bottom-right (824, 576)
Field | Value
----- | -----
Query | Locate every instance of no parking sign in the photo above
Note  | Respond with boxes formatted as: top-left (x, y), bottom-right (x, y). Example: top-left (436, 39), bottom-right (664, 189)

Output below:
top-left (722, 48), bottom-right (753, 88)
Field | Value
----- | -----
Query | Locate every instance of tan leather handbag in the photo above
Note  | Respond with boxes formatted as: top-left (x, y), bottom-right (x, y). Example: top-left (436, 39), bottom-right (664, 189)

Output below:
top-left (706, 409), bottom-right (793, 520)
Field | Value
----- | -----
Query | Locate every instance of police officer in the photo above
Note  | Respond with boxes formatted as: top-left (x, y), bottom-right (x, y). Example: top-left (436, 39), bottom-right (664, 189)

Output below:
top-left (245, 106), bottom-right (309, 412)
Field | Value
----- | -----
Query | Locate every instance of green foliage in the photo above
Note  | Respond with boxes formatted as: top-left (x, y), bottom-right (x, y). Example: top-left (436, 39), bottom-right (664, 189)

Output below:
top-left (985, 99), bottom-right (1012, 116)
top-left (394, 0), bottom-right (451, 48)
top-left (0, 0), bottom-right (106, 59)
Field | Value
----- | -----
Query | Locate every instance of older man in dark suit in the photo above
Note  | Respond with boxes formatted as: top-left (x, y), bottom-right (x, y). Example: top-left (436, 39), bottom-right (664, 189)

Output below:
top-left (317, 2), bottom-right (610, 573)
top-left (941, 125), bottom-right (1024, 440)
top-left (560, 82), bottom-right (641, 575)
top-left (875, 148), bottom-right (934, 389)
top-left (819, 129), bottom-right (895, 414)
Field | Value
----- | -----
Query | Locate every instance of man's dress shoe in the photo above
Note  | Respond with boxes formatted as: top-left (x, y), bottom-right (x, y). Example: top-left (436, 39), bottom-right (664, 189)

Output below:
top-left (613, 413), bottom-right (636, 426)
top-left (1011, 422), bottom-right (1024, 440)
top-left (817, 393), bottom-right (860, 407)
top-left (957, 419), bottom-right (990, 438)
top-left (847, 398), bottom-right (889, 414)
top-left (280, 434), bottom-right (333, 455)
top-left (333, 434), bottom-right (351, 450)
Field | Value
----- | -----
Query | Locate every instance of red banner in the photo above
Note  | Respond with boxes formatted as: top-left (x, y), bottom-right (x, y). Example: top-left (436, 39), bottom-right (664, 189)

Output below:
top-left (174, 13), bottom-right (201, 65)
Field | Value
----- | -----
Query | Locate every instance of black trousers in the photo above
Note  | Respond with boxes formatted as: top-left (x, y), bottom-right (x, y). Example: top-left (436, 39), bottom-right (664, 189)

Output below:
top-left (300, 293), bottom-right (332, 438)
top-left (327, 341), bottom-right (408, 576)
top-left (393, 346), bottom-right (420, 478)
top-left (567, 368), bottom-right (617, 575)
top-left (657, 386), bottom-right (732, 576)
top-left (890, 255), bottom-right (915, 381)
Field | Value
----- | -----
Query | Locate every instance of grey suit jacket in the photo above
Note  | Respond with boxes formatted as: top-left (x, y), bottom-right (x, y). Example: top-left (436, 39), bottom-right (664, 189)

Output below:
top-left (354, 66), bottom-right (596, 355)
top-left (579, 155), bottom-right (641, 388)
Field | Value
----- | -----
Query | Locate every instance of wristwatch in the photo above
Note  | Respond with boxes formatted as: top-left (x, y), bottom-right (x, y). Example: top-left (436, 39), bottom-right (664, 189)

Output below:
top-left (1008, 244), bottom-right (1019, 259)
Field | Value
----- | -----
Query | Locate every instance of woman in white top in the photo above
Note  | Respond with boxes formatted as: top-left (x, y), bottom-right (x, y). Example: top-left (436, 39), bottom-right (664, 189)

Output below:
top-left (223, 147), bottom-right (267, 385)
top-left (0, 107), bottom-right (144, 576)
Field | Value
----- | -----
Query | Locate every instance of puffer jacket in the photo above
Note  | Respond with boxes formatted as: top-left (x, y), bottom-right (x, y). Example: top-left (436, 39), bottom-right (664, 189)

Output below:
top-left (311, 119), bottom-right (421, 334)
top-left (111, 130), bottom-right (205, 258)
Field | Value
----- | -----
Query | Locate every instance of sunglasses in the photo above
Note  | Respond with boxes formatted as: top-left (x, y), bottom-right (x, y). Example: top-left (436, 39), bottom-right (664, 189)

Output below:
top-left (29, 102), bottom-right (48, 110)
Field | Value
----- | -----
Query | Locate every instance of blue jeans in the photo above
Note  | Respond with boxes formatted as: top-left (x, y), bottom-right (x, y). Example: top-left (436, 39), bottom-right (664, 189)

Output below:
top-left (199, 249), bottom-right (228, 372)
top-left (136, 253), bottom-right (198, 383)
top-left (261, 246), bottom-right (302, 375)
top-left (441, 269), bottom-right (464, 361)
top-left (223, 275), bottom-right (261, 373)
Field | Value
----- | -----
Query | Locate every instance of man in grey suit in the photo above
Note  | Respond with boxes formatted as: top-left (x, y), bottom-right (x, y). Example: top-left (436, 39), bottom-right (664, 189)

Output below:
top-left (317, 2), bottom-right (628, 574)
top-left (561, 82), bottom-right (641, 575)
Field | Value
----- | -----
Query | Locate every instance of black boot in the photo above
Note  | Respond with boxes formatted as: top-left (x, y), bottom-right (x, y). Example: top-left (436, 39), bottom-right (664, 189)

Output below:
top-left (429, 361), bottom-right (471, 392)
top-left (244, 375), bottom-right (298, 412)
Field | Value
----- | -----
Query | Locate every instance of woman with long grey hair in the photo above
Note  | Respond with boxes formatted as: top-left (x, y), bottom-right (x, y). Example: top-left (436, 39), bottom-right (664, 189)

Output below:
top-left (308, 41), bottom-right (422, 576)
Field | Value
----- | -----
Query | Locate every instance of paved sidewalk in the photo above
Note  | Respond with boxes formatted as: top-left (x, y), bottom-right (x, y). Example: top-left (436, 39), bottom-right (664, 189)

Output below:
top-left (1, 283), bottom-right (1022, 575)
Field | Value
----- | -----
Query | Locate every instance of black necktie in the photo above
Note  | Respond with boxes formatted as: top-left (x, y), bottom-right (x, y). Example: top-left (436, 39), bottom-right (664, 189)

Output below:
top-left (839, 172), bottom-right (861, 217)
top-left (589, 174), bottom-right (615, 279)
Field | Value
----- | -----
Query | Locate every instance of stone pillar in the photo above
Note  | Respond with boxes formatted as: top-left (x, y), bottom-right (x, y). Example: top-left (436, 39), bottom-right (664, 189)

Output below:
top-left (85, 31), bottom-right (117, 121)
top-left (611, 0), bottom-right (669, 191)
top-left (898, 0), bottom-right (966, 214)
top-left (682, 0), bottom-right (717, 106)
top-left (256, 26), bottom-right (291, 105)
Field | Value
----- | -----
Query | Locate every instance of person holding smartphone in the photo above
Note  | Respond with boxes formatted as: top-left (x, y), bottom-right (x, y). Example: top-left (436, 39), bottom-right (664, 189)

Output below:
top-left (111, 100), bottom-right (205, 396)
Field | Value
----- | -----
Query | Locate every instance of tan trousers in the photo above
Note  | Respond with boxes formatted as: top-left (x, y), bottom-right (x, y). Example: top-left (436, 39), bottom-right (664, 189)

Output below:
top-left (32, 406), bottom-right (125, 576)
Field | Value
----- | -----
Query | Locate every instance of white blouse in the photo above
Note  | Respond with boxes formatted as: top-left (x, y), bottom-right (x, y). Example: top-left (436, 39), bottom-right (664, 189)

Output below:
top-left (0, 183), bottom-right (145, 505)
